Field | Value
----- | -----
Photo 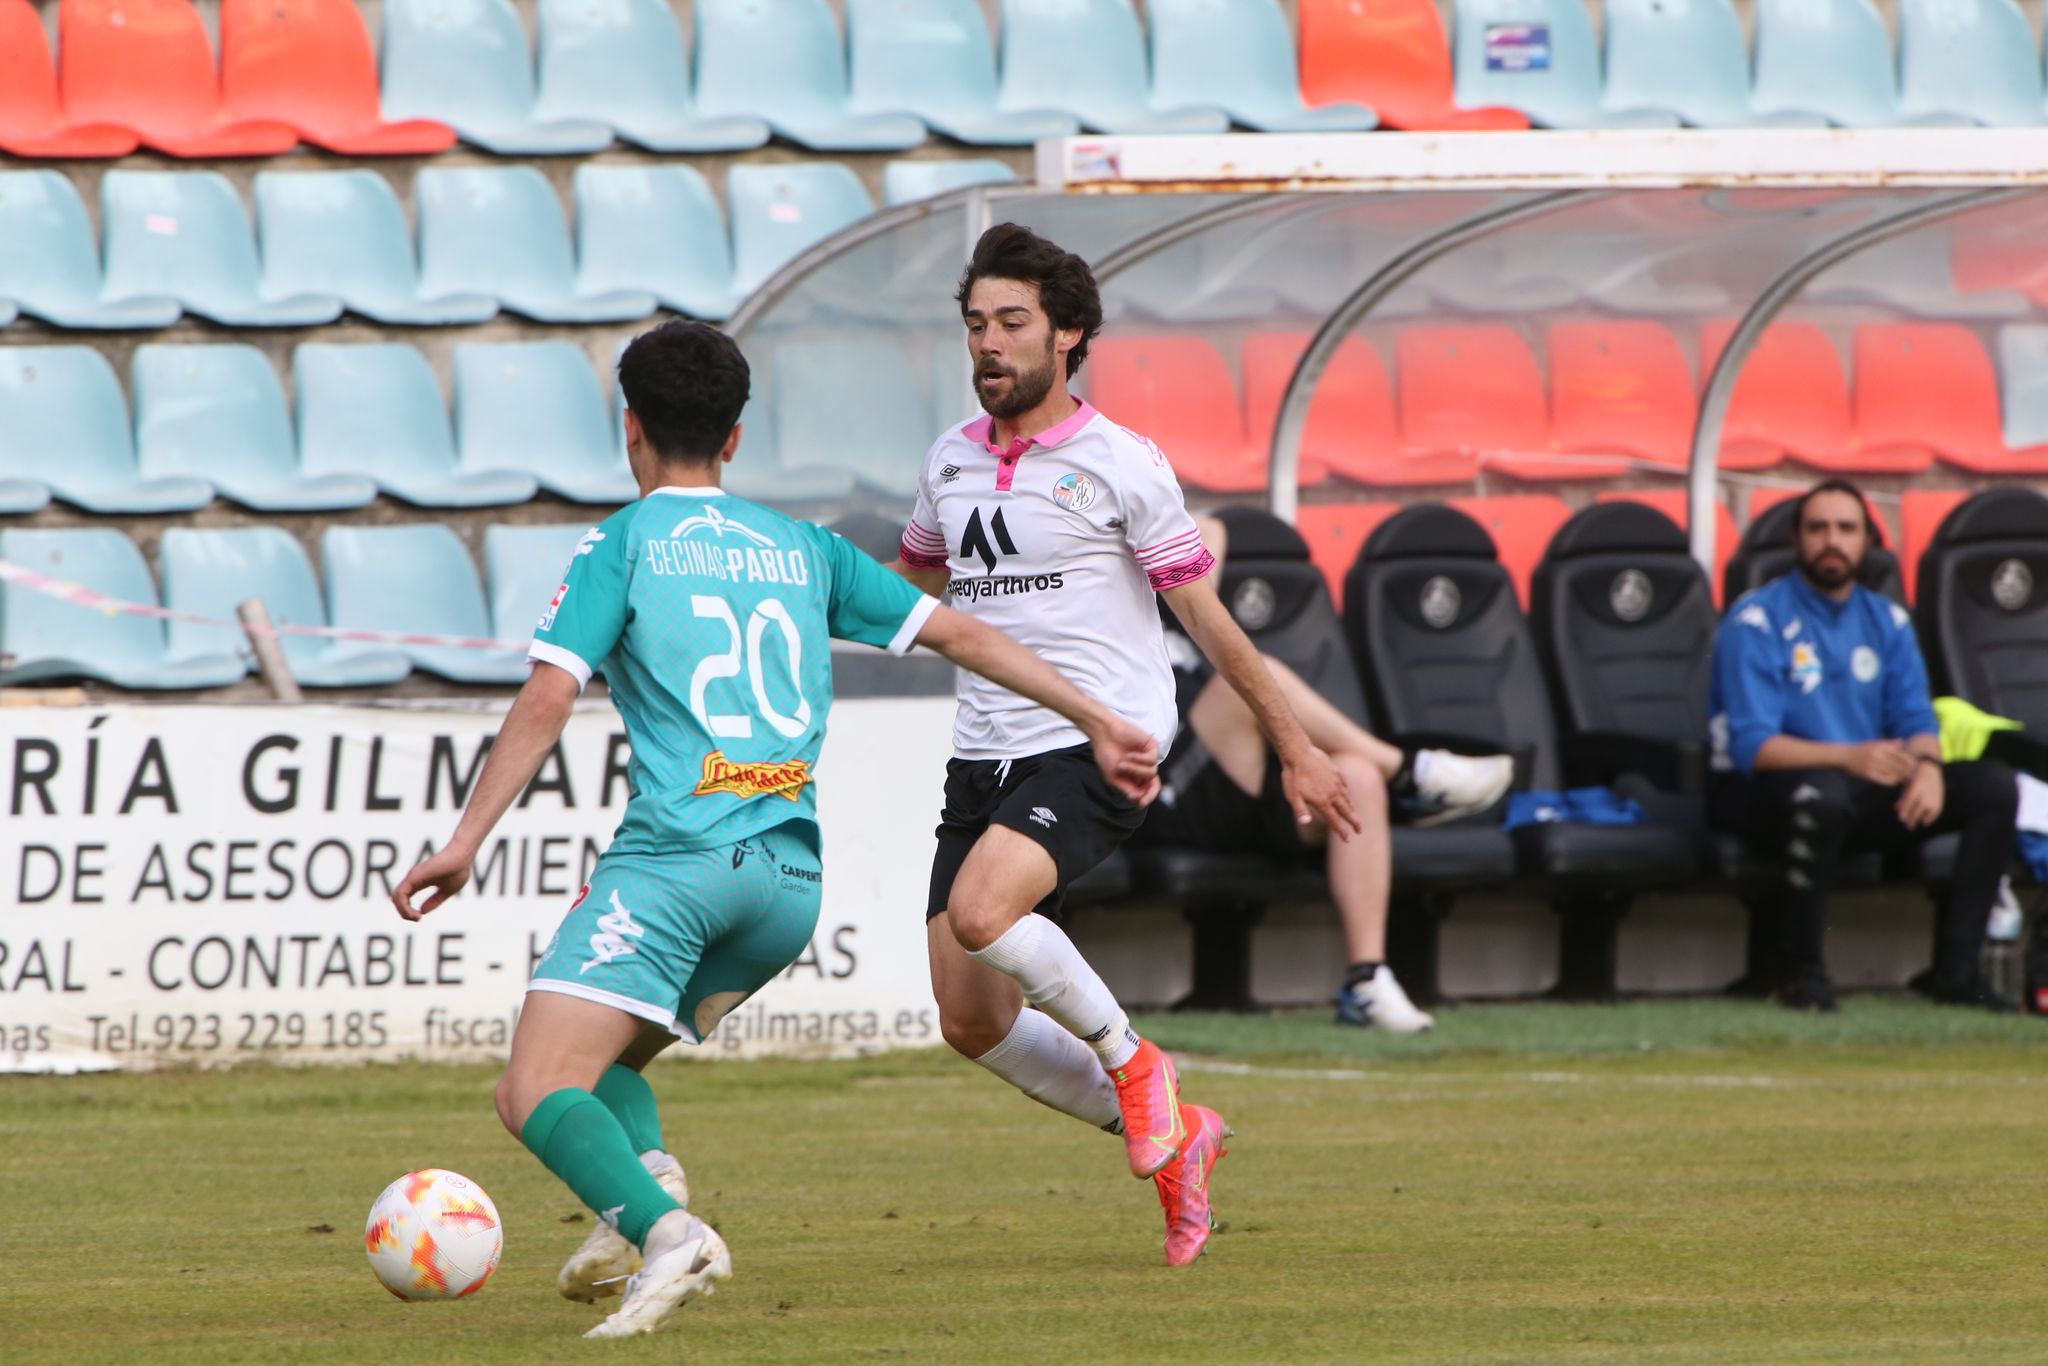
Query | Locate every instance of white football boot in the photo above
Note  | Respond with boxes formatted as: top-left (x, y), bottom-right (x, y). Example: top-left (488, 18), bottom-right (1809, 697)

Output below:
top-left (1408, 750), bottom-right (1513, 827)
top-left (583, 1214), bottom-right (733, 1340)
top-left (557, 1153), bottom-right (690, 1303)
top-left (1334, 965), bottom-right (1435, 1033)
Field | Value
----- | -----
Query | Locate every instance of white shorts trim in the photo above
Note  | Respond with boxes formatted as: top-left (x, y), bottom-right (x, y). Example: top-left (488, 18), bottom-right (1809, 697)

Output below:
top-left (888, 594), bottom-right (941, 656)
top-left (525, 980), bottom-right (695, 1040)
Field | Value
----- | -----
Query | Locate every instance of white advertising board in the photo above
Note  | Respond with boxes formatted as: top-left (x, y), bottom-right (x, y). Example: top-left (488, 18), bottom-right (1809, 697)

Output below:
top-left (0, 698), bottom-right (955, 1072)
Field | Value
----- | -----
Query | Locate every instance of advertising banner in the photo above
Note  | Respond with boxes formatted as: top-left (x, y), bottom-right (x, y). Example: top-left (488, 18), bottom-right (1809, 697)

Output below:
top-left (0, 698), bottom-right (955, 1072)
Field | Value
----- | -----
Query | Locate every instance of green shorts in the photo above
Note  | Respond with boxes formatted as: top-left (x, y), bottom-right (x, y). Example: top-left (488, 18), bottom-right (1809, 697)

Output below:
top-left (528, 824), bottom-right (823, 1044)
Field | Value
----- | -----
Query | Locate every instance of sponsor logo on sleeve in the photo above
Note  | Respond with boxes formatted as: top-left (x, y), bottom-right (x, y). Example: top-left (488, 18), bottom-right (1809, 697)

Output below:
top-left (537, 583), bottom-right (569, 631)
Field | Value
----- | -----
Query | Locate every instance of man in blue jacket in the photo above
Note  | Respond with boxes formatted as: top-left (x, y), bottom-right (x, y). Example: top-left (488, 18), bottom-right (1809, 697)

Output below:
top-left (1709, 480), bottom-right (2017, 1012)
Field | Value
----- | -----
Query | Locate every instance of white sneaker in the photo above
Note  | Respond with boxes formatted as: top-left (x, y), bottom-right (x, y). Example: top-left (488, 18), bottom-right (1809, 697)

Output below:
top-left (1408, 750), bottom-right (1513, 827)
top-left (582, 1216), bottom-right (733, 1340)
top-left (557, 1154), bottom-right (691, 1303)
top-left (1335, 966), bottom-right (1435, 1033)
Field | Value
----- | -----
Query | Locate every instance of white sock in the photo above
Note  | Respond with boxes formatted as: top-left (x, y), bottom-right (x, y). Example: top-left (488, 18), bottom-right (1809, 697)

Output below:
top-left (968, 913), bottom-right (1141, 1069)
top-left (973, 1007), bottom-right (1123, 1132)
top-left (638, 1150), bottom-right (676, 1175)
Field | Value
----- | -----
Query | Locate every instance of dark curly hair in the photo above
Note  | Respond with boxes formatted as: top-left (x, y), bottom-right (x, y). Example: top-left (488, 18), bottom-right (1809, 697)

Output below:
top-left (617, 320), bottom-right (751, 463)
top-left (1790, 478), bottom-right (1878, 543)
top-left (955, 224), bottom-right (1103, 378)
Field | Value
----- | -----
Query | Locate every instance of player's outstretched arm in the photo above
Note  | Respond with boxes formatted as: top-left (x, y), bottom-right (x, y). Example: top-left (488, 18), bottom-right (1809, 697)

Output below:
top-left (915, 604), bottom-right (1161, 806)
top-left (889, 556), bottom-right (951, 597)
top-left (1162, 574), bottom-right (1362, 839)
top-left (392, 663), bottom-right (583, 921)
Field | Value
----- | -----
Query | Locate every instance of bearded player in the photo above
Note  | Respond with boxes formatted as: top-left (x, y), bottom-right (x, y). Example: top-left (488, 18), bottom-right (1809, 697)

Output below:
top-left (893, 225), bottom-right (1361, 1267)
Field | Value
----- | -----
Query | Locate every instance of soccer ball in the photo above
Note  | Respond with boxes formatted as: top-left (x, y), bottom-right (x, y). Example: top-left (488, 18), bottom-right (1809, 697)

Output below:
top-left (364, 1168), bottom-right (504, 1301)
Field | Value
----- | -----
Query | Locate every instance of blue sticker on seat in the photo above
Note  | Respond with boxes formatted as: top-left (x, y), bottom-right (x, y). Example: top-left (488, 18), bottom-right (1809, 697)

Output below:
top-left (1484, 23), bottom-right (1550, 71)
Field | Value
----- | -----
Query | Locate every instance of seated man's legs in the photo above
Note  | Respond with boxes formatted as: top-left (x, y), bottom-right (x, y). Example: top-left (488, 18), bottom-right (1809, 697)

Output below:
top-left (1905, 758), bottom-right (2019, 1000)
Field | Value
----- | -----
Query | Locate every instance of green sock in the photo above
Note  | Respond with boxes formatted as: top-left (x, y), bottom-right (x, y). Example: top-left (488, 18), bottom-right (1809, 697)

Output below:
top-left (520, 1088), bottom-right (681, 1248)
top-left (592, 1063), bottom-right (666, 1156)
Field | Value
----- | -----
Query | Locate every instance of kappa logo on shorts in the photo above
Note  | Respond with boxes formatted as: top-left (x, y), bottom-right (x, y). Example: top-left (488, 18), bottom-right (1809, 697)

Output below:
top-left (1029, 806), bottom-right (1058, 828)
top-left (581, 891), bottom-right (646, 974)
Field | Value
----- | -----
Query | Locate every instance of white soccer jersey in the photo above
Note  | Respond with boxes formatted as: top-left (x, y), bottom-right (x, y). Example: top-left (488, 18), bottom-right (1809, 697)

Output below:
top-left (899, 400), bottom-right (1216, 761)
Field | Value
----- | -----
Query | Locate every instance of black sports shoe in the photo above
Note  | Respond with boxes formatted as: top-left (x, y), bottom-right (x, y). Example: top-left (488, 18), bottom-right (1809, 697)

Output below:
top-left (1908, 968), bottom-right (2016, 1012)
top-left (1774, 975), bottom-right (1839, 1013)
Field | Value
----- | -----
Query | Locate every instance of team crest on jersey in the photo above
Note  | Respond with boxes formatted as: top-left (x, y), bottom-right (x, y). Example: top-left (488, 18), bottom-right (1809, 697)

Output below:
top-left (538, 583), bottom-right (568, 631)
top-left (694, 750), bottom-right (813, 802)
top-left (1790, 641), bottom-right (1822, 694)
top-left (671, 504), bottom-right (776, 547)
top-left (1052, 472), bottom-right (1097, 512)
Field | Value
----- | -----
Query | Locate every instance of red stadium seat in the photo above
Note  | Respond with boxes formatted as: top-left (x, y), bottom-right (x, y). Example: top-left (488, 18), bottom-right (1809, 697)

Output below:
top-left (1848, 325), bottom-right (1989, 475)
top-left (1087, 336), bottom-right (1262, 493)
top-left (220, 0), bottom-right (455, 155)
top-left (1699, 321), bottom-right (1853, 473)
top-left (1295, 501), bottom-right (1399, 608)
top-left (1297, 0), bottom-right (1528, 131)
top-left (1398, 325), bottom-right (1627, 482)
top-left (1446, 494), bottom-right (1572, 605)
top-left (1594, 489), bottom-right (1740, 605)
top-left (1549, 321), bottom-right (1695, 472)
top-left (59, 0), bottom-right (298, 157)
top-left (0, 0), bottom-right (136, 156)
top-left (1243, 332), bottom-right (1468, 487)
top-left (1901, 488), bottom-right (1970, 604)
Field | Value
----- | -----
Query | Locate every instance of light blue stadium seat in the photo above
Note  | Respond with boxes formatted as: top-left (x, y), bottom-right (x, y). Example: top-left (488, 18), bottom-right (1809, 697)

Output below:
top-left (847, 0), bottom-right (1076, 144)
top-left (324, 525), bottom-right (528, 684)
top-left (1899, 0), bottom-right (2044, 127)
top-left (0, 529), bottom-right (246, 689)
top-left (101, 172), bottom-right (342, 328)
top-left (574, 165), bottom-right (739, 321)
top-left (728, 162), bottom-right (876, 300)
top-left (534, 0), bottom-right (769, 151)
top-left (455, 342), bottom-right (638, 504)
top-left (132, 345), bottom-right (377, 512)
top-left (1452, 0), bottom-right (1681, 128)
top-left (771, 335), bottom-right (930, 499)
top-left (484, 524), bottom-right (592, 663)
top-left (0, 171), bottom-right (177, 329)
top-left (1752, 0), bottom-right (1923, 126)
top-left (159, 527), bottom-right (411, 688)
top-left (883, 159), bottom-right (1018, 206)
top-left (998, 0), bottom-right (1230, 132)
top-left (0, 347), bottom-right (210, 514)
top-left (1999, 325), bottom-right (2048, 448)
top-left (254, 171), bottom-right (497, 327)
top-left (695, 0), bottom-right (925, 150)
top-left (1149, 0), bottom-right (1378, 131)
top-left (1602, 0), bottom-right (1826, 127)
top-left (633, 372), bottom-right (858, 504)
top-left (380, 0), bottom-right (613, 153)
top-left (294, 344), bottom-right (540, 508)
top-left (418, 167), bottom-right (655, 324)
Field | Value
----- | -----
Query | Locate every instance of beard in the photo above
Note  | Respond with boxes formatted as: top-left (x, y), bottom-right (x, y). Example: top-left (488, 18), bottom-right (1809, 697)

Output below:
top-left (1798, 547), bottom-right (1856, 590)
top-left (976, 339), bottom-right (1058, 420)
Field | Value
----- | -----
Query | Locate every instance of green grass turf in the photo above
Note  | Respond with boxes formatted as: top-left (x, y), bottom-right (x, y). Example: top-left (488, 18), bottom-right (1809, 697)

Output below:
top-left (6, 999), bottom-right (2048, 1364)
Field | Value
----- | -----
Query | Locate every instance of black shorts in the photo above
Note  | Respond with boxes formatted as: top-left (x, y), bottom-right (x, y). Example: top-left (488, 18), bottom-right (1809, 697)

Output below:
top-left (925, 743), bottom-right (1147, 923)
top-left (1127, 736), bottom-right (1305, 863)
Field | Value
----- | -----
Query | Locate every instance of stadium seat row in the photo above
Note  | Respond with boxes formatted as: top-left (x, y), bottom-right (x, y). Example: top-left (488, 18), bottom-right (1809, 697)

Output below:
top-left (0, 162), bottom-right (1012, 330)
top-left (1075, 322), bottom-right (2048, 495)
top-left (0, 523), bottom-right (587, 688)
top-left (0, 342), bottom-right (636, 513)
top-left (0, 0), bottom-right (1376, 160)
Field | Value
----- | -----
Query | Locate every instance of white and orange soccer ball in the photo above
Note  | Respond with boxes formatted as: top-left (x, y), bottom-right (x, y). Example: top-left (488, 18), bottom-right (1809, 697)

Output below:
top-left (364, 1169), bottom-right (503, 1301)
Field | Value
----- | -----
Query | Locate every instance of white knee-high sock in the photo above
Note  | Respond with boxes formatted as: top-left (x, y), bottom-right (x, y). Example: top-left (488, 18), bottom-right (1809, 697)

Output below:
top-left (968, 913), bottom-right (1141, 1069)
top-left (974, 1007), bottom-right (1123, 1133)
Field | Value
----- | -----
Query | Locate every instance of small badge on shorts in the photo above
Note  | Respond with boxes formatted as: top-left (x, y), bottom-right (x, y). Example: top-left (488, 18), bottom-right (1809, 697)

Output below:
top-left (1030, 806), bottom-right (1059, 828)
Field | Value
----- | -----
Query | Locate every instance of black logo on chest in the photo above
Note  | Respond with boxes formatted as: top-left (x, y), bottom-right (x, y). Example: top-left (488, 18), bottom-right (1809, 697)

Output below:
top-left (960, 507), bottom-right (1020, 574)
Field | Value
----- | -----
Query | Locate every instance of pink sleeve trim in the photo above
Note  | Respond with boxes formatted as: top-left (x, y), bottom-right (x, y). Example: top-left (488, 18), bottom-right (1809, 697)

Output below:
top-left (1146, 548), bottom-right (1216, 592)
top-left (900, 540), bottom-right (949, 570)
top-left (1135, 528), bottom-right (1203, 564)
top-left (903, 518), bottom-right (946, 551)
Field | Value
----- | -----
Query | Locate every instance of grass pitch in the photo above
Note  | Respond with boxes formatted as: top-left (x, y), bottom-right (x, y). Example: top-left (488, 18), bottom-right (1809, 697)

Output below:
top-left (7, 999), bottom-right (2048, 1364)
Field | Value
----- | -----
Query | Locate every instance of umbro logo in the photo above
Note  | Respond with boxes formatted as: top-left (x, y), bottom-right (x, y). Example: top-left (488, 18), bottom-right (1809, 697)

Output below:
top-left (1029, 806), bottom-right (1058, 828)
top-left (939, 464), bottom-right (962, 484)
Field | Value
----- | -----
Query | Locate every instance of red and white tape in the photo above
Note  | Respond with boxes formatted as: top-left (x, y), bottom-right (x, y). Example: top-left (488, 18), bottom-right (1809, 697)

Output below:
top-left (0, 559), bottom-right (529, 653)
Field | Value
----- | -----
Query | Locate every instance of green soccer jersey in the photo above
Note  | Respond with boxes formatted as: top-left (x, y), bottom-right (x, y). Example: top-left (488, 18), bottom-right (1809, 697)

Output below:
top-left (528, 487), bottom-right (938, 855)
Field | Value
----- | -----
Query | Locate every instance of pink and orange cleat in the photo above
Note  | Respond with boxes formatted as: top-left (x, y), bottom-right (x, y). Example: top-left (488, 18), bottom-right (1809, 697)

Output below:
top-left (1154, 1103), bottom-right (1231, 1267)
top-left (1109, 1039), bottom-right (1185, 1179)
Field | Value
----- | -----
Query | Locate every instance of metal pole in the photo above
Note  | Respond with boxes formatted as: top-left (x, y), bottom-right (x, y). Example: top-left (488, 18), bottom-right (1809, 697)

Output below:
top-left (238, 598), bottom-right (303, 703)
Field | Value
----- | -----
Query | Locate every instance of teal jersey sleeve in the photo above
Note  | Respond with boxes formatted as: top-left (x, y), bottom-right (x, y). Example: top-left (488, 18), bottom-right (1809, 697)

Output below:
top-left (528, 509), bottom-right (637, 688)
top-left (808, 524), bottom-right (938, 654)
